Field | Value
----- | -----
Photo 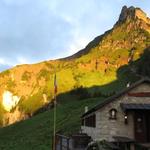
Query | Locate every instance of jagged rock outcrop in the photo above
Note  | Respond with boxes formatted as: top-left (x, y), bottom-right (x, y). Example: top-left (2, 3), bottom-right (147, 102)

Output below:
top-left (118, 6), bottom-right (136, 22)
top-left (117, 6), bottom-right (150, 23)
top-left (116, 6), bottom-right (150, 33)
top-left (3, 107), bottom-right (28, 126)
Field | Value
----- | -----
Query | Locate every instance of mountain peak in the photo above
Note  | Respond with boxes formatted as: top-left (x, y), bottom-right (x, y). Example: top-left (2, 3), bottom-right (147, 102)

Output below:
top-left (118, 6), bottom-right (150, 24)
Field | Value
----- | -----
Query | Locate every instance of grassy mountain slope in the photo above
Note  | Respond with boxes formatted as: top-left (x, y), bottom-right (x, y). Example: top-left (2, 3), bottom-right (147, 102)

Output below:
top-left (0, 49), bottom-right (149, 149)
top-left (0, 6), bottom-right (150, 150)
top-left (0, 6), bottom-right (149, 126)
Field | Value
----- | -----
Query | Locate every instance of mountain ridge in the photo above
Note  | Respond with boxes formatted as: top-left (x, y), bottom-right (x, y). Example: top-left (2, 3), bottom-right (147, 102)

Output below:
top-left (0, 6), bottom-right (149, 126)
top-left (63, 6), bottom-right (150, 60)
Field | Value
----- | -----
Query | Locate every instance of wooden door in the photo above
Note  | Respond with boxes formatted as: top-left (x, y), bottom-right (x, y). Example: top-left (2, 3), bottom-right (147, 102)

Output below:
top-left (134, 112), bottom-right (147, 142)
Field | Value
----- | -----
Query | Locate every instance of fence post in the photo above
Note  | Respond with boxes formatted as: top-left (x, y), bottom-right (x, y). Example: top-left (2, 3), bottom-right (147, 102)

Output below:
top-left (67, 138), bottom-right (69, 150)
top-left (60, 137), bottom-right (62, 150)
top-left (52, 134), bottom-right (56, 150)
top-left (52, 136), bottom-right (54, 150)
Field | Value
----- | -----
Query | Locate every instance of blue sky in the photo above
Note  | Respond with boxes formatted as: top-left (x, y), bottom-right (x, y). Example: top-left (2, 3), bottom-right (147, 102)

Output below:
top-left (0, 0), bottom-right (149, 71)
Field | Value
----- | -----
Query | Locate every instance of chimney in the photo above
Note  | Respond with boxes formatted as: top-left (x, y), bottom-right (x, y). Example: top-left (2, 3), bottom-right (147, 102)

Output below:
top-left (85, 106), bottom-right (88, 113)
top-left (126, 82), bottom-right (130, 88)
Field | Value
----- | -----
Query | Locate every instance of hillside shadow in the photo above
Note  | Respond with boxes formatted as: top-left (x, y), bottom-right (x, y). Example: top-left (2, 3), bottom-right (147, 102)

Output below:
top-left (34, 46), bottom-right (150, 115)
top-left (56, 46), bottom-right (150, 103)
top-left (0, 47), bottom-right (149, 150)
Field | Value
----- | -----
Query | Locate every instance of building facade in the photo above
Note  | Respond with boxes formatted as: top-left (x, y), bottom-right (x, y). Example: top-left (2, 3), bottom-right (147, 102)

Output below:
top-left (81, 78), bottom-right (150, 143)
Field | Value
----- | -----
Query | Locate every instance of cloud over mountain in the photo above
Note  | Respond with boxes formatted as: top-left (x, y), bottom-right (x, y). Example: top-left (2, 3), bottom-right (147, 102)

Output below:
top-left (0, 0), bottom-right (149, 71)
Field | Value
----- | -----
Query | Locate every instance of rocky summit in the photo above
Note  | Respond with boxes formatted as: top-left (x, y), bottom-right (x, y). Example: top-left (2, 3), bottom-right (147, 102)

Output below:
top-left (0, 6), bottom-right (149, 126)
top-left (116, 6), bottom-right (150, 32)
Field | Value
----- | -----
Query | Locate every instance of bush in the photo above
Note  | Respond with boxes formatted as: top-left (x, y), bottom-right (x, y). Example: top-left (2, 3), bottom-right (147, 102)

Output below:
top-left (19, 92), bottom-right (44, 114)
top-left (87, 140), bottom-right (114, 150)
top-left (0, 70), bottom-right (10, 77)
top-left (7, 79), bottom-right (16, 90)
top-left (21, 71), bottom-right (31, 81)
top-left (38, 69), bottom-right (50, 80)
top-left (70, 86), bottom-right (91, 100)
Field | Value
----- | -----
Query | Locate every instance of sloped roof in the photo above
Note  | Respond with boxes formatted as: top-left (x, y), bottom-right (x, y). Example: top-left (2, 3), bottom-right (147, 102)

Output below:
top-left (81, 77), bottom-right (150, 118)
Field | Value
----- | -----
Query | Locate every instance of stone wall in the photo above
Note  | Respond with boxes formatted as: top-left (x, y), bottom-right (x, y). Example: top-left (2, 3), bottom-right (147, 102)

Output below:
top-left (81, 83), bottom-right (150, 141)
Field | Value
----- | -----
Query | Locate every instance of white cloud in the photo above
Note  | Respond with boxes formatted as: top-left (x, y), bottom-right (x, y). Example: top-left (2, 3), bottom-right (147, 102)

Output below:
top-left (0, 58), bottom-right (6, 65)
top-left (0, 0), bottom-right (148, 70)
top-left (0, 58), bottom-right (13, 66)
top-left (0, 56), bottom-right (29, 69)
top-left (68, 37), bottom-right (90, 55)
top-left (17, 56), bottom-right (30, 65)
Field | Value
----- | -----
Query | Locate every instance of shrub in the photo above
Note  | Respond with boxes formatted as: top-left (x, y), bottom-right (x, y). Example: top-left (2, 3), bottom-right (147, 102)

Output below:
top-left (21, 71), bottom-right (31, 81)
top-left (0, 70), bottom-right (10, 77)
top-left (7, 79), bottom-right (16, 89)
top-left (38, 69), bottom-right (50, 80)
top-left (19, 92), bottom-right (44, 114)
top-left (70, 86), bottom-right (90, 100)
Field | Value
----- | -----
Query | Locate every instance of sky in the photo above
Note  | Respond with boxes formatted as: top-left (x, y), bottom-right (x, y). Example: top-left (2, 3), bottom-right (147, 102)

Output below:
top-left (0, 0), bottom-right (149, 71)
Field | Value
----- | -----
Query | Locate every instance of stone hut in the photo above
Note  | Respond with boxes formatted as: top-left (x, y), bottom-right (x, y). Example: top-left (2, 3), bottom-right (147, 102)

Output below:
top-left (81, 77), bottom-right (150, 146)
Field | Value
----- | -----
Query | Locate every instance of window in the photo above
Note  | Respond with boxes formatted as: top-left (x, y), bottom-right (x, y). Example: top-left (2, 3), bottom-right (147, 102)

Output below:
top-left (84, 114), bottom-right (96, 127)
top-left (109, 109), bottom-right (117, 120)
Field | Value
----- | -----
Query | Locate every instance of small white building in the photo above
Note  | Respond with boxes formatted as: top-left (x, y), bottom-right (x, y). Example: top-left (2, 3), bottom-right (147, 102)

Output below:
top-left (81, 77), bottom-right (150, 145)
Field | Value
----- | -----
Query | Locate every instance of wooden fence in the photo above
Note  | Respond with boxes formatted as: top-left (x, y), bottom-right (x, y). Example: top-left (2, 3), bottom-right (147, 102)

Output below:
top-left (53, 134), bottom-right (71, 150)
